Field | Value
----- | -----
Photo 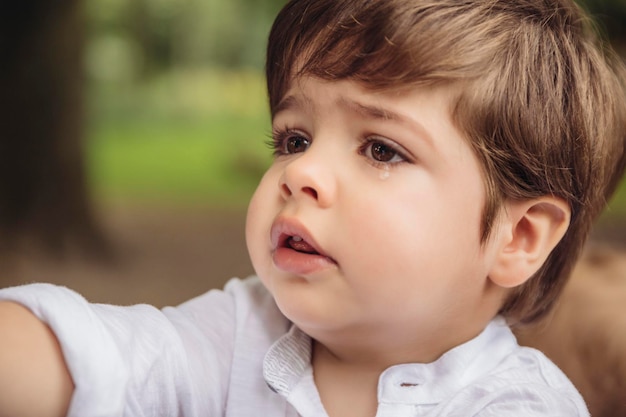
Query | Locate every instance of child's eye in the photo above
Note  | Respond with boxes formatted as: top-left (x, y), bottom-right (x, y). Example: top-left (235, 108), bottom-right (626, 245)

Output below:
top-left (268, 128), bottom-right (311, 156)
top-left (284, 135), bottom-right (310, 154)
top-left (360, 138), bottom-right (408, 165)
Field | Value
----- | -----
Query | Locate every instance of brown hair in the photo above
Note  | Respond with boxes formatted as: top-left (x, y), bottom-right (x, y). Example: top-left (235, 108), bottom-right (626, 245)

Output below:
top-left (265, 0), bottom-right (626, 324)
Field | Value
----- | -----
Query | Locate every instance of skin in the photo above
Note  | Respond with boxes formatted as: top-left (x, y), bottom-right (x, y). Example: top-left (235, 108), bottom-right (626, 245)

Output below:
top-left (245, 76), bottom-right (569, 416)
top-left (0, 302), bottom-right (73, 417)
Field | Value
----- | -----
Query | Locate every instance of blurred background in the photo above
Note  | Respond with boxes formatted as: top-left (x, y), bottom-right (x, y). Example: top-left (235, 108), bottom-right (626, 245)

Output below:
top-left (0, 0), bottom-right (625, 307)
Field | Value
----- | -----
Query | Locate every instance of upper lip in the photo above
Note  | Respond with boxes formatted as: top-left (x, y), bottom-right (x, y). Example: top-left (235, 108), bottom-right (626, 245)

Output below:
top-left (270, 216), bottom-right (334, 260)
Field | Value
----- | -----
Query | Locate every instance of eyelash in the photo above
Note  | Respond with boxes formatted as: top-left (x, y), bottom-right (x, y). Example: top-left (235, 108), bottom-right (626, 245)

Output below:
top-left (268, 126), bottom-right (411, 167)
top-left (358, 137), bottom-right (410, 168)
top-left (267, 127), bottom-right (310, 157)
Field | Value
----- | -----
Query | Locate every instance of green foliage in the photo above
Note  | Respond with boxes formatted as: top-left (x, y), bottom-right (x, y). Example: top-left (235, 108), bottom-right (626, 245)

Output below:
top-left (84, 0), bottom-right (285, 207)
top-left (85, 0), bottom-right (287, 81)
top-left (88, 120), bottom-right (269, 206)
top-left (86, 69), bottom-right (272, 206)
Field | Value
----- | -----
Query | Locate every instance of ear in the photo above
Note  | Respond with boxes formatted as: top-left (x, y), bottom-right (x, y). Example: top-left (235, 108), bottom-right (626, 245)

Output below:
top-left (488, 197), bottom-right (571, 289)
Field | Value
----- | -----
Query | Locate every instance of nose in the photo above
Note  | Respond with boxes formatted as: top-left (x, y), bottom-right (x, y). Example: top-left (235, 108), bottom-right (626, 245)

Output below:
top-left (279, 149), bottom-right (337, 208)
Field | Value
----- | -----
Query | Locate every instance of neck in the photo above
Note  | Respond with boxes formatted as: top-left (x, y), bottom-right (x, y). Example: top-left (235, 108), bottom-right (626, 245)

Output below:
top-left (307, 284), bottom-right (508, 370)
top-left (312, 341), bottom-right (381, 417)
top-left (308, 314), bottom-right (497, 372)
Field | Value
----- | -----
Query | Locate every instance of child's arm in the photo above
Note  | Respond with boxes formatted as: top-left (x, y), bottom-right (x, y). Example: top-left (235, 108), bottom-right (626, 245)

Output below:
top-left (0, 301), bottom-right (73, 417)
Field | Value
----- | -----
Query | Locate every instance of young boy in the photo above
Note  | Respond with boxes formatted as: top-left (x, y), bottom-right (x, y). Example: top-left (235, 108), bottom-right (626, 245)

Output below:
top-left (1, 0), bottom-right (625, 416)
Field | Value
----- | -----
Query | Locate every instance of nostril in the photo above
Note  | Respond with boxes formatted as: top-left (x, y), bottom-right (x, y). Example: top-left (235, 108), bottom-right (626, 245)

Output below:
top-left (280, 183), bottom-right (292, 197)
top-left (302, 186), bottom-right (318, 200)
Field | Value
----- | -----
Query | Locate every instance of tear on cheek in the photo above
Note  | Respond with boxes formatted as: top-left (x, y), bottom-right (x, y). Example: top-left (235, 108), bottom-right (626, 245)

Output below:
top-left (379, 165), bottom-right (390, 180)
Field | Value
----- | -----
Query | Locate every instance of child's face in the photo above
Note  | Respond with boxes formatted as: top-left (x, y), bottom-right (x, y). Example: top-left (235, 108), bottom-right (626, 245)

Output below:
top-left (246, 76), bottom-right (504, 349)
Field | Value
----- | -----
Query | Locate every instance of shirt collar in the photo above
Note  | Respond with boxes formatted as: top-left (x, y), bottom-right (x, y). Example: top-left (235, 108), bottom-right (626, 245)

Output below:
top-left (263, 317), bottom-right (518, 407)
top-left (263, 324), bottom-right (312, 397)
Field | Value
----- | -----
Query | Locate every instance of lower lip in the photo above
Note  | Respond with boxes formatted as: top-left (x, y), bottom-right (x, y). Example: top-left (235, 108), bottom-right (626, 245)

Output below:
top-left (272, 247), bottom-right (336, 276)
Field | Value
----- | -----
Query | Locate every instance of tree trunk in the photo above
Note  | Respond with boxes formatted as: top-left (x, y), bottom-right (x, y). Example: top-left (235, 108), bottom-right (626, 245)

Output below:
top-left (0, 0), bottom-right (106, 257)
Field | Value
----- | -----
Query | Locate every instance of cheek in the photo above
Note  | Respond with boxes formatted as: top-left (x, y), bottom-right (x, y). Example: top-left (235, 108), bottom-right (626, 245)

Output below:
top-left (342, 188), bottom-right (481, 279)
top-left (341, 196), bottom-right (432, 277)
top-left (245, 173), bottom-right (276, 278)
top-left (245, 190), bottom-right (261, 254)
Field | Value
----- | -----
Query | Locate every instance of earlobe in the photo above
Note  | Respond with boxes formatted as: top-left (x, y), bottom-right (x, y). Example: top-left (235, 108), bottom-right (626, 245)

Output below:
top-left (489, 197), bottom-right (571, 288)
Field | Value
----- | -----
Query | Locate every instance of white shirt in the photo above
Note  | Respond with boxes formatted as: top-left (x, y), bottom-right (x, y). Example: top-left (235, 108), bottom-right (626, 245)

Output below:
top-left (0, 276), bottom-right (589, 416)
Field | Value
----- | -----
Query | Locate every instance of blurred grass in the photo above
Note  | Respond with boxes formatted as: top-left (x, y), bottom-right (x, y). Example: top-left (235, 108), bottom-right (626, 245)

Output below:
top-left (86, 68), bottom-right (272, 207)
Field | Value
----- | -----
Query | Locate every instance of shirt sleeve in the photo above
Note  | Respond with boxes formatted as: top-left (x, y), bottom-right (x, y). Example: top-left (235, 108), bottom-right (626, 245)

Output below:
top-left (0, 282), bottom-right (237, 417)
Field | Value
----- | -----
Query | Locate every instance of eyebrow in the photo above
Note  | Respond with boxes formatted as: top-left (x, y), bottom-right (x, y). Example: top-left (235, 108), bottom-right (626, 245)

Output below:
top-left (340, 98), bottom-right (395, 121)
top-left (274, 94), bottom-right (314, 116)
top-left (339, 98), bottom-right (436, 149)
top-left (274, 94), bottom-right (435, 149)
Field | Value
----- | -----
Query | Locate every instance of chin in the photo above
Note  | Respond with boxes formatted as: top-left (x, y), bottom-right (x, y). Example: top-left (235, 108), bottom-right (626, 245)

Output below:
top-left (274, 293), bottom-right (342, 332)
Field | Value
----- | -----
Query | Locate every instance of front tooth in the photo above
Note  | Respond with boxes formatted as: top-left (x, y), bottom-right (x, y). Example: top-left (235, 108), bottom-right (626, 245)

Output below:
top-left (292, 235), bottom-right (303, 242)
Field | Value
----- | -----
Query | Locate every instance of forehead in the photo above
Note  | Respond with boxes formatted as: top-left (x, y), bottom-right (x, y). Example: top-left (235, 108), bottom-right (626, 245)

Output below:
top-left (275, 83), bottom-right (405, 120)
top-left (275, 75), bottom-right (460, 120)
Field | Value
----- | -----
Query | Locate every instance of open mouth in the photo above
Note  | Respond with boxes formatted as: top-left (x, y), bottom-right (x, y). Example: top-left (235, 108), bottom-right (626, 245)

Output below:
top-left (277, 232), bottom-right (337, 265)
top-left (284, 235), bottom-right (320, 255)
top-left (270, 218), bottom-right (338, 274)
